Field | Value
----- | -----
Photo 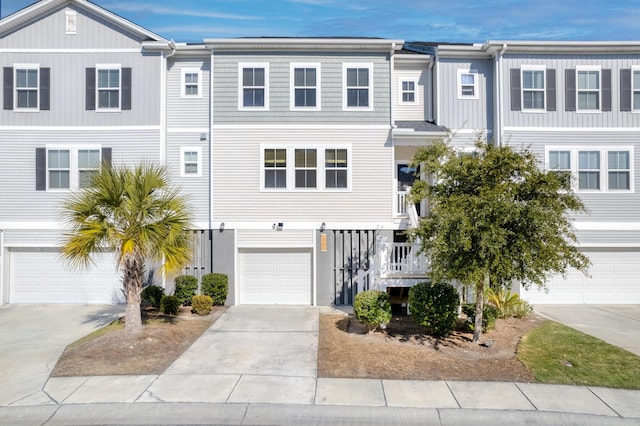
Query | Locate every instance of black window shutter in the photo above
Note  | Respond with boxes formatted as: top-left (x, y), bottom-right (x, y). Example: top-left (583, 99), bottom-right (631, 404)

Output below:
top-left (565, 69), bottom-right (576, 111)
top-left (101, 147), bottom-right (112, 166)
top-left (36, 148), bottom-right (46, 191)
top-left (121, 68), bottom-right (131, 110)
top-left (546, 69), bottom-right (556, 111)
top-left (510, 68), bottom-right (521, 111)
top-left (602, 69), bottom-right (612, 112)
top-left (86, 67), bottom-right (95, 110)
top-left (620, 69), bottom-right (632, 112)
top-left (40, 68), bottom-right (50, 110)
top-left (4, 67), bottom-right (13, 110)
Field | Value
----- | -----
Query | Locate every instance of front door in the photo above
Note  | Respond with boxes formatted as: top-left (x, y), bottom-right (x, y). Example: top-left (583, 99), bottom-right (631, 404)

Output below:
top-left (397, 163), bottom-right (420, 216)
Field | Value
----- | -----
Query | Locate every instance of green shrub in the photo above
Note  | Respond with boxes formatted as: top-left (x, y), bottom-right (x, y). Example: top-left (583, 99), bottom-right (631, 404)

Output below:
top-left (160, 295), bottom-right (181, 315)
top-left (191, 295), bottom-right (213, 315)
top-left (140, 285), bottom-right (164, 310)
top-left (409, 282), bottom-right (460, 337)
top-left (174, 275), bottom-right (198, 306)
top-left (511, 300), bottom-right (533, 318)
top-left (463, 303), bottom-right (499, 332)
top-left (354, 290), bottom-right (392, 333)
top-left (487, 288), bottom-right (525, 318)
top-left (201, 273), bottom-right (228, 306)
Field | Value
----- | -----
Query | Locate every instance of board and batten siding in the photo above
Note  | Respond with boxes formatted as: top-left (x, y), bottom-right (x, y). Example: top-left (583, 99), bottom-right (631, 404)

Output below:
top-left (393, 62), bottom-right (432, 121)
top-left (0, 129), bottom-right (160, 222)
top-left (0, 51), bottom-right (161, 127)
top-left (0, 5), bottom-right (147, 50)
top-left (438, 57), bottom-right (494, 132)
top-left (211, 127), bottom-right (393, 222)
top-left (504, 129), bottom-right (640, 223)
top-left (212, 52), bottom-right (391, 124)
top-left (167, 57), bottom-right (211, 128)
top-left (502, 54), bottom-right (640, 128)
top-left (166, 132), bottom-right (210, 225)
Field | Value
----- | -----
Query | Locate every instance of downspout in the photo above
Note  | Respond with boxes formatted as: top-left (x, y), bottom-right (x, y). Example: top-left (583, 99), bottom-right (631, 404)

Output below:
top-left (390, 43), bottom-right (397, 129)
top-left (495, 43), bottom-right (507, 146)
top-left (428, 55), bottom-right (435, 124)
top-left (0, 229), bottom-right (4, 305)
top-left (209, 48), bottom-right (214, 274)
top-left (434, 50), bottom-right (440, 126)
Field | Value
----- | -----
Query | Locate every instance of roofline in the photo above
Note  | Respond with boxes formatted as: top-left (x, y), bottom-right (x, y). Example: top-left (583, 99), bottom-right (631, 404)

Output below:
top-left (204, 38), bottom-right (404, 51)
top-left (482, 40), bottom-right (640, 54)
top-left (0, 0), bottom-right (169, 45)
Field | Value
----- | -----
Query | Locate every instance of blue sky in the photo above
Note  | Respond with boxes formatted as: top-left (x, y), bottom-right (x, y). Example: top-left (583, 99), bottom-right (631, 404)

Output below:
top-left (2, 0), bottom-right (640, 43)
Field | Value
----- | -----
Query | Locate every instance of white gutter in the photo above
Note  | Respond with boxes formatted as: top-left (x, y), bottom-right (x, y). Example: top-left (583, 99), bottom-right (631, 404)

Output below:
top-left (390, 43), bottom-right (396, 129)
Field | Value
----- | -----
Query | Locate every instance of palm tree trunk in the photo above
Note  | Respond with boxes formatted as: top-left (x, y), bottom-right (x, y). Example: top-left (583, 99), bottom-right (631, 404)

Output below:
top-left (123, 252), bottom-right (145, 332)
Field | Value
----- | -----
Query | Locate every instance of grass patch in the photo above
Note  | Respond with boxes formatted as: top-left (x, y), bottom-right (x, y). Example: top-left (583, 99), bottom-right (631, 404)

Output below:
top-left (518, 321), bottom-right (640, 390)
top-left (66, 319), bottom-right (124, 350)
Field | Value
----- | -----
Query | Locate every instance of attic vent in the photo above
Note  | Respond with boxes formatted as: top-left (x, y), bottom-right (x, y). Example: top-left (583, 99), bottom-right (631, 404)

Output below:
top-left (65, 10), bottom-right (77, 34)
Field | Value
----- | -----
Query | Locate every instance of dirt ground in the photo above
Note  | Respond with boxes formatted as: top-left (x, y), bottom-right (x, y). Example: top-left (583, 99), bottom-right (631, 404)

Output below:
top-left (51, 306), bottom-right (226, 377)
top-left (317, 312), bottom-right (545, 382)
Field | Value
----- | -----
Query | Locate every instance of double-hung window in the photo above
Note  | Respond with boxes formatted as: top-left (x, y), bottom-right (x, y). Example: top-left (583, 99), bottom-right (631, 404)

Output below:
top-left (608, 151), bottom-right (630, 190)
top-left (325, 148), bottom-right (348, 189)
top-left (181, 68), bottom-right (201, 98)
top-left (399, 80), bottom-right (417, 104)
top-left (344, 64), bottom-right (372, 109)
top-left (77, 149), bottom-right (101, 188)
top-left (548, 150), bottom-right (571, 189)
top-left (180, 147), bottom-right (202, 177)
top-left (457, 69), bottom-right (478, 99)
top-left (522, 68), bottom-right (545, 110)
top-left (48, 149), bottom-right (70, 189)
top-left (577, 68), bottom-right (600, 111)
top-left (240, 63), bottom-right (268, 109)
top-left (295, 149), bottom-right (317, 188)
top-left (578, 151), bottom-right (601, 190)
top-left (15, 65), bottom-right (39, 110)
top-left (46, 147), bottom-right (101, 190)
top-left (97, 66), bottom-right (120, 110)
top-left (291, 64), bottom-right (319, 109)
top-left (264, 148), bottom-right (286, 188)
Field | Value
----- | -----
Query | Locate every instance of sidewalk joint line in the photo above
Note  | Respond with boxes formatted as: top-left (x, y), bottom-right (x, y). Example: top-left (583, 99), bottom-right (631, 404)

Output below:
top-left (587, 386), bottom-right (623, 418)
top-left (514, 382), bottom-right (539, 411)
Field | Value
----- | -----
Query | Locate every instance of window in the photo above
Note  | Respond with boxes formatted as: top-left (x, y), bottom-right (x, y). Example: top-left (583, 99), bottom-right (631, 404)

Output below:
top-left (549, 150), bottom-right (571, 189)
top-left (577, 69), bottom-right (600, 111)
top-left (180, 147), bottom-right (202, 177)
top-left (291, 64), bottom-right (319, 109)
top-left (578, 151), bottom-right (600, 190)
top-left (325, 148), bottom-right (348, 188)
top-left (239, 63), bottom-right (268, 109)
top-left (399, 80), bottom-right (417, 104)
top-left (343, 64), bottom-right (372, 109)
top-left (457, 69), bottom-right (478, 99)
top-left (15, 66), bottom-right (39, 109)
top-left (608, 151), bottom-right (630, 190)
top-left (97, 66), bottom-right (120, 109)
top-left (181, 68), bottom-right (201, 98)
top-left (45, 147), bottom-right (101, 190)
top-left (264, 148), bottom-right (286, 188)
top-left (295, 149), bottom-right (317, 188)
top-left (522, 68), bottom-right (545, 110)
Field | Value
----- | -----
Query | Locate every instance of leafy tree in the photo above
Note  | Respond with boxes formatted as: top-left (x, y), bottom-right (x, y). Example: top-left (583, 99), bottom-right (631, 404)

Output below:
top-left (60, 163), bottom-right (193, 332)
top-left (408, 139), bottom-right (590, 343)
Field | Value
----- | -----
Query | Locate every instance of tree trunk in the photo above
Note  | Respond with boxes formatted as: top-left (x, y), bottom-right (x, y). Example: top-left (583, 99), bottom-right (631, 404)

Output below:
top-left (123, 251), bottom-right (145, 333)
top-left (472, 272), bottom-right (489, 343)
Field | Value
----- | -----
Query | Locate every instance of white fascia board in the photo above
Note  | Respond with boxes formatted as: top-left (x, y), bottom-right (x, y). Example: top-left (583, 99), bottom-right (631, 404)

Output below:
top-left (212, 221), bottom-right (403, 231)
top-left (205, 38), bottom-right (404, 52)
top-left (483, 40), bottom-right (640, 54)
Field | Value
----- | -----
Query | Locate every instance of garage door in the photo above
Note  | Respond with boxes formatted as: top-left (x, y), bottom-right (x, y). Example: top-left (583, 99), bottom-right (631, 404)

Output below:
top-left (238, 249), bottom-right (312, 305)
top-left (521, 249), bottom-right (640, 304)
top-left (10, 248), bottom-right (123, 304)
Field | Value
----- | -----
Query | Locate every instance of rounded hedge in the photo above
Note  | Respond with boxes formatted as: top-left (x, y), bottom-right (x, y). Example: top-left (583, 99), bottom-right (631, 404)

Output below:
top-left (160, 295), bottom-right (181, 316)
top-left (201, 273), bottom-right (228, 306)
top-left (409, 281), bottom-right (460, 337)
top-left (354, 290), bottom-right (392, 333)
top-left (174, 275), bottom-right (198, 306)
top-left (192, 295), bottom-right (213, 315)
top-left (140, 285), bottom-right (164, 310)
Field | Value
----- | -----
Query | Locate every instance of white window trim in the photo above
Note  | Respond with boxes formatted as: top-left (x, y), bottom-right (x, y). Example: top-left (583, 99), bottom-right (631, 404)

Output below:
top-left (576, 65), bottom-right (602, 113)
top-left (545, 146), bottom-right (634, 193)
top-left (238, 62), bottom-right (269, 111)
top-left (180, 68), bottom-right (202, 98)
top-left (521, 65), bottom-right (546, 113)
top-left (457, 69), bottom-right (478, 100)
top-left (96, 64), bottom-right (121, 112)
top-left (398, 78), bottom-right (419, 105)
top-left (342, 63), bottom-right (373, 111)
top-left (14, 63), bottom-right (39, 112)
top-left (180, 146), bottom-right (202, 177)
top-left (631, 66), bottom-right (640, 113)
top-left (290, 63), bottom-right (321, 111)
top-left (45, 145), bottom-right (102, 191)
top-left (260, 144), bottom-right (352, 192)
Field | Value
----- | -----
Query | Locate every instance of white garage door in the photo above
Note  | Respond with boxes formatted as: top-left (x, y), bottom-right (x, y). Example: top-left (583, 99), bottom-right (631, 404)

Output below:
top-left (522, 249), bottom-right (640, 304)
top-left (10, 248), bottom-right (123, 304)
top-left (238, 249), bottom-right (312, 305)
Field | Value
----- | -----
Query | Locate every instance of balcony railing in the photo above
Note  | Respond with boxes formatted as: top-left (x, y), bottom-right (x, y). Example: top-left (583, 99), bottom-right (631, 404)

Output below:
top-left (377, 241), bottom-right (429, 278)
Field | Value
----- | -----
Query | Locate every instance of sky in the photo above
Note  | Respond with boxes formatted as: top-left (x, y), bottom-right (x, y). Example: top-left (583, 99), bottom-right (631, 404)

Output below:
top-left (2, 0), bottom-right (640, 44)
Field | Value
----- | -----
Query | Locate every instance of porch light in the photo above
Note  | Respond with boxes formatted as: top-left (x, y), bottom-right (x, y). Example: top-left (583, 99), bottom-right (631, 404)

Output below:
top-left (320, 222), bottom-right (326, 232)
top-left (219, 222), bottom-right (225, 232)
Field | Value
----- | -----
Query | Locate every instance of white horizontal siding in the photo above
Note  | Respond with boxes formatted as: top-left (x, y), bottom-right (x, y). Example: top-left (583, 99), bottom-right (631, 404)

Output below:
top-left (236, 229), bottom-right (314, 248)
top-left (167, 58), bottom-right (211, 128)
top-left (3, 229), bottom-right (62, 247)
top-left (212, 127), bottom-right (393, 222)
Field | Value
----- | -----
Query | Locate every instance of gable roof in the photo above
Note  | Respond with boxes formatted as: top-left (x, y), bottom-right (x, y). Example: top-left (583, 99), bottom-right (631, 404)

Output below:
top-left (0, 0), bottom-right (169, 44)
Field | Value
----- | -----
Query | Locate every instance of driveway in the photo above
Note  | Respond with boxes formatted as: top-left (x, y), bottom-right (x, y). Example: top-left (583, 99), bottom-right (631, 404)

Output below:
top-left (0, 304), bottom-right (123, 406)
top-left (533, 305), bottom-right (640, 356)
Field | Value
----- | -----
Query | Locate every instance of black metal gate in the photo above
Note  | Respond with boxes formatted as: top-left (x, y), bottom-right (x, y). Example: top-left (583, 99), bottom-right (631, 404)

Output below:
top-left (333, 230), bottom-right (376, 305)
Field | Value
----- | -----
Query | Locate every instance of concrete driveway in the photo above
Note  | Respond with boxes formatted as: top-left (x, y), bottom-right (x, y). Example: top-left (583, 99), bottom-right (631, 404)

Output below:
top-left (0, 304), bottom-right (123, 406)
top-left (533, 305), bottom-right (640, 356)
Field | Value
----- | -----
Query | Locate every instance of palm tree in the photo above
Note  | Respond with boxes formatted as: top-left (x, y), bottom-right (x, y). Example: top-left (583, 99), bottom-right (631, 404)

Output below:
top-left (60, 162), bottom-right (193, 332)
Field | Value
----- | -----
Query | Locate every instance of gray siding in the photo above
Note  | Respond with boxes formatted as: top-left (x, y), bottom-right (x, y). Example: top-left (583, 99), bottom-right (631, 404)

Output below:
top-left (438, 57), bottom-right (494, 132)
top-left (0, 51), bottom-right (161, 126)
top-left (212, 52), bottom-right (391, 124)
top-left (394, 61), bottom-right (432, 121)
top-left (167, 57), bottom-right (211, 128)
top-left (0, 129), bottom-right (160, 222)
top-left (502, 53), bottom-right (640, 128)
top-left (0, 5), bottom-right (146, 49)
top-left (576, 230), bottom-right (640, 246)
